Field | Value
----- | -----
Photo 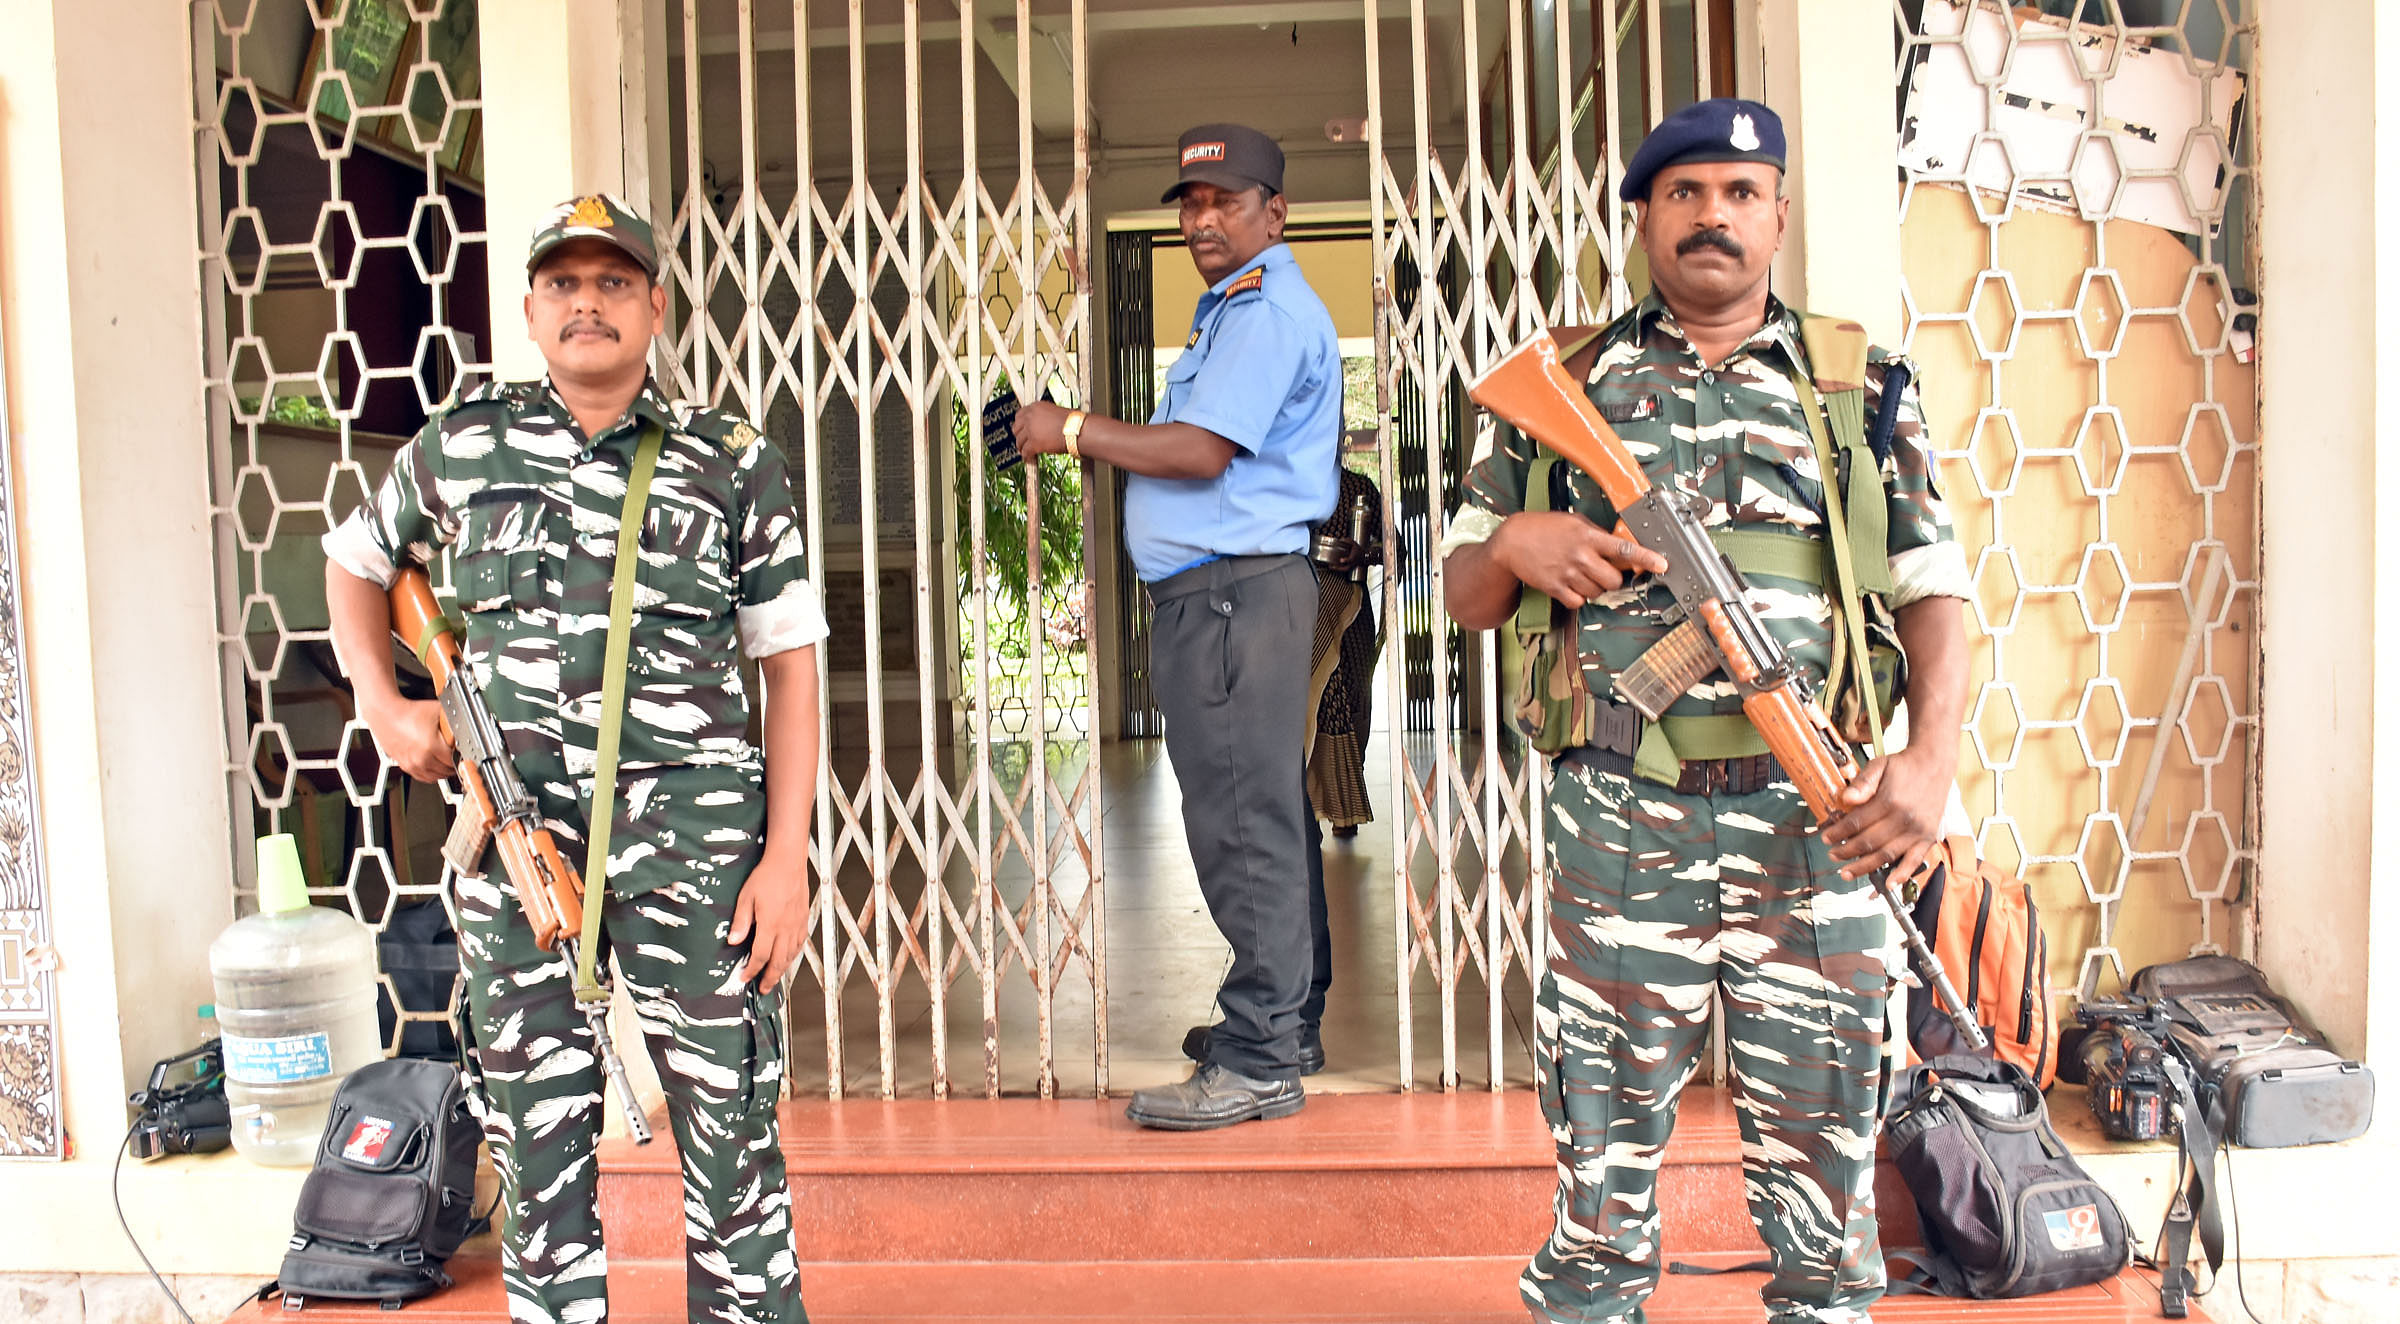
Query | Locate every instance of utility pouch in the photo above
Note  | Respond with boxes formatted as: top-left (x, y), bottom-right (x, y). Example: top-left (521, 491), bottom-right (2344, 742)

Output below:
top-left (1828, 589), bottom-right (1907, 746)
top-left (1510, 454), bottom-right (1593, 755)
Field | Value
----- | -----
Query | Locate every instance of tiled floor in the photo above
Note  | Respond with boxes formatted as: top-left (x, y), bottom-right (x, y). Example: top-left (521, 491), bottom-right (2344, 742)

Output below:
top-left (793, 732), bottom-right (1542, 1099)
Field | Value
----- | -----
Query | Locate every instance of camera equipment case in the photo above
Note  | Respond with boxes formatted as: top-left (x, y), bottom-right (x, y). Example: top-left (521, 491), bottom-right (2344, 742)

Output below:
top-left (2130, 955), bottom-right (2374, 1148)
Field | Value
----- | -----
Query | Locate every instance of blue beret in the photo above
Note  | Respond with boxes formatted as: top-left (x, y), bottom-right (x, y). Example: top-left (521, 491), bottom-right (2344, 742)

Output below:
top-left (1620, 98), bottom-right (1786, 203)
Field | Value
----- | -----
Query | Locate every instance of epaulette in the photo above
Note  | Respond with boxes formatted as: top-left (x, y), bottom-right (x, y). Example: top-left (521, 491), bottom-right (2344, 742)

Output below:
top-left (1223, 265), bottom-right (1267, 298)
top-left (680, 405), bottom-right (763, 453)
top-left (430, 378), bottom-right (525, 433)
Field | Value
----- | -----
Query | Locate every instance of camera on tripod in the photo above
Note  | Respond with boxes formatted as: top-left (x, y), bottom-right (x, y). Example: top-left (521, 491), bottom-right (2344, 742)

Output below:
top-left (2073, 997), bottom-right (2180, 1142)
top-left (128, 1042), bottom-right (231, 1160)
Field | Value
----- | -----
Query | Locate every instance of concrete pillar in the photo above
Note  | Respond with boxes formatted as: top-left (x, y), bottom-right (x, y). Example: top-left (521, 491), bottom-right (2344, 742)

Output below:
top-left (2254, 0), bottom-right (2397, 1077)
top-left (479, 0), bottom-right (650, 380)
top-left (1756, 0), bottom-right (1905, 345)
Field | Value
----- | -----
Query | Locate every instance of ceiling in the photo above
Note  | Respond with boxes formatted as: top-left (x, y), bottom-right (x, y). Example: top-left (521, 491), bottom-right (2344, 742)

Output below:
top-left (666, 0), bottom-right (1492, 218)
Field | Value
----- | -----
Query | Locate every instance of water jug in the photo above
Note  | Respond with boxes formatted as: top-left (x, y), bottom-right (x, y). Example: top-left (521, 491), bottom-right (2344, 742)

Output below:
top-left (209, 834), bottom-right (383, 1165)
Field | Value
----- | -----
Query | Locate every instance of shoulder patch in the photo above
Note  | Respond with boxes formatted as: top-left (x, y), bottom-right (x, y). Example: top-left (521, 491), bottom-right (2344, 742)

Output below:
top-left (1224, 266), bottom-right (1266, 298)
top-left (680, 406), bottom-right (763, 452)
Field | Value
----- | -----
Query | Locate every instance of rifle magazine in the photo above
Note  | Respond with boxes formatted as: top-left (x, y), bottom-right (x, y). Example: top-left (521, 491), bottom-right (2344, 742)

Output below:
top-left (441, 797), bottom-right (493, 877)
top-left (1616, 618), bottom-right (1716, 719)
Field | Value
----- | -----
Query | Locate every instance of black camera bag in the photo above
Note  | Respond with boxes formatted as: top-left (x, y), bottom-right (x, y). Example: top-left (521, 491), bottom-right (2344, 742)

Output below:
top-left (272, 1057), bottom-right (484, 1311)
top-left (2129, 955), bottom-right (2374, 1148)
top-left (1883, 1054), bottom-right (2132, 1300)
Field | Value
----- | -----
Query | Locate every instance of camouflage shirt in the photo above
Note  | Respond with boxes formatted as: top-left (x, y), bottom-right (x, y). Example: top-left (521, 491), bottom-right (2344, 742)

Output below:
top-left (1449, 292), bottom-right (1967, 722)
top-left (324, 376), bottom-right (828, 891)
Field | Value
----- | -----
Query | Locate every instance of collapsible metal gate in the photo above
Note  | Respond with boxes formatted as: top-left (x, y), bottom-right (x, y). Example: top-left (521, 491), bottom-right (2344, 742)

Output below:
top-left (199, 0), bottom-right (2261, 1099)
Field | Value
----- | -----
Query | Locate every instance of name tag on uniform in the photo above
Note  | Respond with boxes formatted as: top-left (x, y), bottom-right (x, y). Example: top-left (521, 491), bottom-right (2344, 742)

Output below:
top-left (1598, 395), bottom-right (1659, 425)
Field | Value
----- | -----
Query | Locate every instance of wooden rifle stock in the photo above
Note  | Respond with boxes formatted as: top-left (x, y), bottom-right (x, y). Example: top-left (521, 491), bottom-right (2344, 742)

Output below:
top-left (1468, 333), bottom-right (1989, 1054)
top-left (386, 566), bottom-right (655, 1143)
top-left (389, 567), bottom-right (583, 951)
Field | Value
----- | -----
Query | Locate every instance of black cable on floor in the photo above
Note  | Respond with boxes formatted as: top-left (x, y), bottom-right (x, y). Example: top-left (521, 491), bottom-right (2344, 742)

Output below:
top-left (113, 1123), bottom-right (199, 1324)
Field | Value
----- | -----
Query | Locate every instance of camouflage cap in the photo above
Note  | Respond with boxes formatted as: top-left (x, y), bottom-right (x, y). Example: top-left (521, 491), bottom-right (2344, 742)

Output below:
top-left (525, 193), bottom-right (660, 280)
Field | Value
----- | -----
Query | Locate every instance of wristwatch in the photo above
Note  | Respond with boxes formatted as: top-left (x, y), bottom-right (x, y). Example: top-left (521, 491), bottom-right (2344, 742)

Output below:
top-left (1061, 409), bottom-right (1088, 459)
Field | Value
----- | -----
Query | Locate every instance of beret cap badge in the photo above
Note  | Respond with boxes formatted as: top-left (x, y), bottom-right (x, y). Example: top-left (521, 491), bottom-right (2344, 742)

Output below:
top-left (1729, 113), bottom-right (1760, 152)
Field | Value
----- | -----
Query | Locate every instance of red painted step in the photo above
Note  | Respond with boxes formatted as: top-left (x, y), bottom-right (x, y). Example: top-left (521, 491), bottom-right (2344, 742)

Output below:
top-left (595, 1090), bottom-right (1781, 1263)
top-left (224, 1090), bottom-right (2198, 1322)
top-left (231, 1248), bottom-right (2199, 1322)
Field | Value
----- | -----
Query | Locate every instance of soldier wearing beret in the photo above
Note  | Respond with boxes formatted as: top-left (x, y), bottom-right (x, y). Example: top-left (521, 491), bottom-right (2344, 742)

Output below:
top-left (323, 194), bottom-right (826, 1321)
top-left (1016, 123), bottom-right (1340, 1128)
top-left (1442, 100), bottom-right (1973, 1323)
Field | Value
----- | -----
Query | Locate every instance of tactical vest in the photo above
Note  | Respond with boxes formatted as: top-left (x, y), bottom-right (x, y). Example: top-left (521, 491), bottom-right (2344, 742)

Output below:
top-left (1510, 311), bottom-right (1906, 783)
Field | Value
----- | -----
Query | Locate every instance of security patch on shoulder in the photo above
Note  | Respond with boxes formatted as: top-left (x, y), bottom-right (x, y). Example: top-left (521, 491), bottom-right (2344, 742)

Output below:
top-left (681, 407), bottom-right (761, 451)
top-left (1225, 266), bottom-right (1266, 297)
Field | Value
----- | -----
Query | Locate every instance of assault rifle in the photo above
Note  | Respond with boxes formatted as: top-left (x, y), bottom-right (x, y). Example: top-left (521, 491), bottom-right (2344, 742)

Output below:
top-left (1467, 332), bottom-right (1988, 1053)
top-left (388, 567), bottom-right (654, 1144)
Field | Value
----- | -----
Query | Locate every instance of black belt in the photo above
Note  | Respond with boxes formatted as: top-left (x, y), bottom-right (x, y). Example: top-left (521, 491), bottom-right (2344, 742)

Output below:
top-left (1560, 745), bottom-right (1787, 797)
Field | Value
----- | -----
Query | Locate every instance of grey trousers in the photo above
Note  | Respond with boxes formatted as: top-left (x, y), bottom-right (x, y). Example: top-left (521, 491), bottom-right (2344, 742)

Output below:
top-left (1147, 553), bottom-right (1318, 1081)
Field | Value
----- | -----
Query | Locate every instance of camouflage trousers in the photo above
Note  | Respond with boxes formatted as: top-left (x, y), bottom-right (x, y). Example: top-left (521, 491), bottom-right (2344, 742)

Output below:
top-left (455, 766), bottom-right (803, 1323)
top-left (1523, 759), bottom-right (1891, 1324)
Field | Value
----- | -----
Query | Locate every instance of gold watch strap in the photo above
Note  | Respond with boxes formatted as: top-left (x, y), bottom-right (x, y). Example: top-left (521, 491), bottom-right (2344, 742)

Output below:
top-left (1062, 409), bottom-right (1088, 459)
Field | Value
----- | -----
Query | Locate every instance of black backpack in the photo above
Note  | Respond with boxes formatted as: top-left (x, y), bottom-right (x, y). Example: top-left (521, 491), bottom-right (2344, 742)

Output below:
top-left (272, 1057), bottom-right (486, 1311)
top-left (1882, 1054), bottom-right (2132, 1300)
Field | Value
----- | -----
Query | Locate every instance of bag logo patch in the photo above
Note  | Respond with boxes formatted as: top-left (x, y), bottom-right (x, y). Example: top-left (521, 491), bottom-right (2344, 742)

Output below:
top-left (343, 1116), bottom-right (397, 1163)
top-left (1181, 142), bottom-right (1226, 166)
top-left (2043, 1204), bottom-right (2105, 1251)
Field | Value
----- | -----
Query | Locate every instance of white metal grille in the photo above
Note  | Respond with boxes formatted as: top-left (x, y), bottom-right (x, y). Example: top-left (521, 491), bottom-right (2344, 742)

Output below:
top-left (1895, 0), bottom-right (2259, 997)
top-left (197, 0), bottom-right (490, 1057)
top-left (1365, 2), bottom-right (1727, 1090)
top-left (660, 1), bottom-right (1103, 1098)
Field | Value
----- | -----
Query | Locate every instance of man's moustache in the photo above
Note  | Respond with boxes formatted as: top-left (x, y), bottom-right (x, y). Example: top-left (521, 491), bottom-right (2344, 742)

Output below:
top-left (1677, 230), bottom-right (1744, 259)
top-left (1189, 230), bottom-right (1227, 248)
top-left (560, 321), bottom-right (620, 342)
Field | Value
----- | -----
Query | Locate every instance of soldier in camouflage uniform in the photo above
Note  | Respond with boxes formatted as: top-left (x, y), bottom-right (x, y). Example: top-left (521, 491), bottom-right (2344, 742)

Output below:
top-left (1441, 101), bottom-right (1973, 1323)
top-left (323, 194), bottom-right (826, 1324)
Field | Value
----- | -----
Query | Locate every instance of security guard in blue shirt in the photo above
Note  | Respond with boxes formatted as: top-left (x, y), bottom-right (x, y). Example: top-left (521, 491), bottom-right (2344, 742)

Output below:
top-left (1014, 122), bottom-right (1338, 1128)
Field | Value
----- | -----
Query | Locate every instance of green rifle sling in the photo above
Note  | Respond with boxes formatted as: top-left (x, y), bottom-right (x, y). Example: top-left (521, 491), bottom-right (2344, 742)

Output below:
top-left (575, 420), bottom-right (666, 1005)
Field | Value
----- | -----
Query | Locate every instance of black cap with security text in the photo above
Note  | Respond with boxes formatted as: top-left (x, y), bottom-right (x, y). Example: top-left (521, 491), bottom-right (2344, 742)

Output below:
top-left (1162, 123), bottom-right (1285, 203)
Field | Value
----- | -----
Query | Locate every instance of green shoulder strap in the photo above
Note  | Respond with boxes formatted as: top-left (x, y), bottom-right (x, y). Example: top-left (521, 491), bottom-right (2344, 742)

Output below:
top-left (1787, 365), bottom-right (1887, 759)
top-left (575, 420), bottom-right (667, 1005)
top-left (1512, 451), bottom-right (1563, 640)
top-left (1796, 315), bottom-right (1895, 597)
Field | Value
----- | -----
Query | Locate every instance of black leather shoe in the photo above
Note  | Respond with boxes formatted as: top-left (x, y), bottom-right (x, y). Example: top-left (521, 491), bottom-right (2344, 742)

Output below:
top-left (1180, 1021), bottom-right (1325, 1076)
top-left (1125, 1063), bottom-right (1305, 1131)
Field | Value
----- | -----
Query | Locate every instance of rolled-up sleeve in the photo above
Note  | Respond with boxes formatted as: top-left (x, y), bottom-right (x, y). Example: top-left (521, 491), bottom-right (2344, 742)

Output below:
top-left (322, 423), bottom-right (450, 588)
top-left (733, 436), bottom-right (830, 657)
top-left (1875, 361), bottom-right (1971, 607)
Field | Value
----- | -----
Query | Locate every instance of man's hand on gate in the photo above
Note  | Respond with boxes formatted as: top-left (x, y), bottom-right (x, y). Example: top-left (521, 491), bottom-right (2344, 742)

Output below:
top-left (361, 695), bottom-right (456, 784)
top-left (1494, 511), bottom-right (1668, 608)
top-left (1012, 400), bottom-right (1072, 457)
top-left (1821, 743), bottom-right (1951, 883)
top-left (731, 847), bottom-right (811, 992)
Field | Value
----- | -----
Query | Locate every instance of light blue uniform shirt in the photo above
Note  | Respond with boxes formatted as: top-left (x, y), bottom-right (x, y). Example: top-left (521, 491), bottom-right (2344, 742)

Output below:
top-left (1127, 242), bottom-right (1341, 583)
